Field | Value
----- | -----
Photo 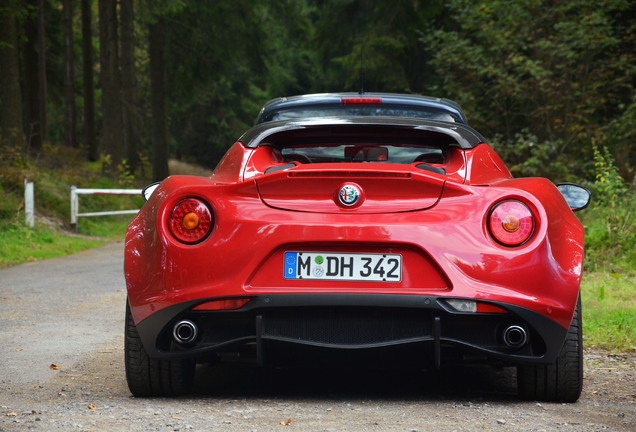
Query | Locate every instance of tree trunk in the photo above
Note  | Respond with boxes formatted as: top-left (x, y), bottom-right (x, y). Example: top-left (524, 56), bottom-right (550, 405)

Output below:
top-left (37, 0), bottom-right (49, 145)
top-left (81, 0), bottom-right (97, 161)
top-left (99, 0), bottom-right (123, 164)
top-left (22, 0), bottom-right (41, 152)
top-left (120, 0), bottom-right (139, 171)
top-left (149, 18), bottom-right (169, 181)
top-left (63, 0), bottom-right (77, 148)
top-left (0, 1), bottom-right (25, 154)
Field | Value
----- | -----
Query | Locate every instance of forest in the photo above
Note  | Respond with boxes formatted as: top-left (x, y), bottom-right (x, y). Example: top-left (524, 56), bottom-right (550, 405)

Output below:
top-left (1, 0), bottom-right (634, 353)
top-left (1, 0), bottom-right (635, 183)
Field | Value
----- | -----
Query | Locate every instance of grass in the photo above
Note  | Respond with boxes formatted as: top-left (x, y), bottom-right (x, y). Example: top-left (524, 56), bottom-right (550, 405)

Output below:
top-left (0, 201), bottom-right (138, 269)
top-left (0, 213), bottom-right (138, 269)
top-left (0, 221), bottom-right (107, 268)
top-left (581, 272), bottom-right (635, 352)
top-left (0, 144), bottom-right (144, 269)
top-left (75, 214), bottom-right (135, 238)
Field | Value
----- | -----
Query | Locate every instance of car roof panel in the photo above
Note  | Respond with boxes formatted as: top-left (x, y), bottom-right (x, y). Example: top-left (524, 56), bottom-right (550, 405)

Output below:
top-left (255, 92), bottom-right (468, 125)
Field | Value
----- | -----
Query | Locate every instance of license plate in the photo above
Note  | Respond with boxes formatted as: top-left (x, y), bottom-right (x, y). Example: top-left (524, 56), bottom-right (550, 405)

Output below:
top-left (284, 252), bottom-right (402, 282)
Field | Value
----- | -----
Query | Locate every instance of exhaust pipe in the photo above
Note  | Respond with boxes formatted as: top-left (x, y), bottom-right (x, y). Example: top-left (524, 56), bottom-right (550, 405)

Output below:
top-left (173, 320), bottom-right (198, 344)
top-left (502, 325), bottom-right (528, 348)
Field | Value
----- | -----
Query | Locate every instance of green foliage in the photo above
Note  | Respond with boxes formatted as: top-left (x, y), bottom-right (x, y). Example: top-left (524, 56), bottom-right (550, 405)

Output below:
top-left (99, 153), bottom-right (113, 174)
top-left (0, 220), bottom-right (105, 269)
top-left (580, 145), bottom-right (636, 272)
top-left (74, 214), bottom-right (133, 238)
top-left (422, 0), bottom-right (636, 172)
top-left (0, 145), bottom-right (146, 229)
top-left (490, 131), bottom-right (572, 180)
top-left (161, 0), bottom-right (271, 168)
top-left (0, 134), bottom-right (28, 220)
top-left (581, 272), bottom-right (636, 352)
top-left (117, 159), bottom-right (135, 188)
top-left (313, 0), bottom-right (444, 93)
top-left (592, 145), bottom-right (627, 205)
top-left (603, 97), bottom-right (636, 180)
top-left (256, 1), bottom-right (318, 97)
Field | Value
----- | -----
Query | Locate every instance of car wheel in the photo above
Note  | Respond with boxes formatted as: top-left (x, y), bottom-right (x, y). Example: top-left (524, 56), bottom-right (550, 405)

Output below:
top-left (517, 295), bottom-right (583, 402)
top-left (124, 299), bottom-right (195, 396)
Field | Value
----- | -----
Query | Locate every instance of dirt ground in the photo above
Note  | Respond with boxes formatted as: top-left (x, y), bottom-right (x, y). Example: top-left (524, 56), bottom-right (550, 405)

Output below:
top-left (1, 345), bottom-right (634, 431)
top-left (1, 244), bottom-right (634, 431)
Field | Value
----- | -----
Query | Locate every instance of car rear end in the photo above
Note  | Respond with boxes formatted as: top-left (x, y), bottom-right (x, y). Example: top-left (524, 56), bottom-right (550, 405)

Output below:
top-left (124, 118), bottom-right (584, 400)
top-left (127, 121), bottom-right (579, 356)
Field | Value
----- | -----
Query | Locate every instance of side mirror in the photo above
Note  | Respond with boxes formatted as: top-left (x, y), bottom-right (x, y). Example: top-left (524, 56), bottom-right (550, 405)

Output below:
top-left (142, 182), bottom-right (161, 202)
top-left (557, 183), bottom-right (591, 211)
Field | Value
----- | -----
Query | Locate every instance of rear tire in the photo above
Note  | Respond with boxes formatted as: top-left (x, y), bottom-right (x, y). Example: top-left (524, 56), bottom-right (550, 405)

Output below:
top-left (125, 299), bottom-right (195, 396)
top-left (517, 295), bottom-right (583, 402)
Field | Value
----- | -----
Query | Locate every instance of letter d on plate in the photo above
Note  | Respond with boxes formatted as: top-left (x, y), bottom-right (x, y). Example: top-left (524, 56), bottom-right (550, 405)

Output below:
top-left (284, 252), bottom-right (297, 278)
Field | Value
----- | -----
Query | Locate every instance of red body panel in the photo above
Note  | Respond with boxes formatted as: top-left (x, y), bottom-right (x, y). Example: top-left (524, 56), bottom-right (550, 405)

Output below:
top-left (125, 138), bottom-right (583, 333)
top-left (256, 166), bottom-right (444, 213)
top-left (464, 143), bottom-right (512, 184)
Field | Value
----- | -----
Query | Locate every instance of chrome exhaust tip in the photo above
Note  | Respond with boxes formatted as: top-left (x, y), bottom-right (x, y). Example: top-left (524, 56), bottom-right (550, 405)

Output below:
top-left (173, 320), bottom-right (198, 344)
top-left (503, 324), bottom-right (528, 347)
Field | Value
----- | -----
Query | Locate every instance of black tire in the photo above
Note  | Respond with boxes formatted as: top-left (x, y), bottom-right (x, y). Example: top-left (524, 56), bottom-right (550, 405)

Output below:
top-left (125, 299), bottom-right (195, 397)
top-left (517, 295), bottom-right (583, 402)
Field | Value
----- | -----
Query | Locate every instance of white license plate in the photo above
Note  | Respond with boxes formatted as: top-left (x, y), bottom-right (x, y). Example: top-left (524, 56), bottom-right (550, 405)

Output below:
top-left (284, 252), bottom-right (402, 282)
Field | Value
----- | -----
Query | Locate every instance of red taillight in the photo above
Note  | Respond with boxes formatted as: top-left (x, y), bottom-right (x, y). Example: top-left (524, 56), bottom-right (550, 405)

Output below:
top-left (193, 297), bottom-right (251, 311)
top-left (488, 200), bottom-right (534, 246)
top-left (446, 299), bottom-right (509, 313)
top-left (168, 198), bottom-right (213, 244)
top-left (476, 303), bottom-right (508, 314)
top-left (341, 97), bottom-right (382, 105)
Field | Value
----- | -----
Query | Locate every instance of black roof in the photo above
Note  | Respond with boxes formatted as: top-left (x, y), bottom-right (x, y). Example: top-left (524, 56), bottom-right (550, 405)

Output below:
top-left (238, 117), bottom-right (486, 150)
top-left (255, 92), bottom-right (468, 125)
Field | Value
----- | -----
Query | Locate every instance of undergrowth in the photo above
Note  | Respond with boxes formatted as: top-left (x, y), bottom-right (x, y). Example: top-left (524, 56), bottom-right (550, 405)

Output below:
top-left (0, 221), bottom-right (105, 268)
top-left (0, 145), bottom-right (148, 268)
top-left (581, 272), bottom-right (635, 352)
top-left (580, 145), bottom-right (636, 274)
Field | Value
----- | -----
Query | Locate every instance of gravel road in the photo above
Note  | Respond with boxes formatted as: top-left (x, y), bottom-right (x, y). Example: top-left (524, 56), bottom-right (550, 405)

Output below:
top-left (0, 243), bottom-right (634, 431)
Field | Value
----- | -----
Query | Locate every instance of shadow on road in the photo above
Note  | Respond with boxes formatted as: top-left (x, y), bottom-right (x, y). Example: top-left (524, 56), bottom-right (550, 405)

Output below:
top-left (192, 361), bottom-right (518, 401)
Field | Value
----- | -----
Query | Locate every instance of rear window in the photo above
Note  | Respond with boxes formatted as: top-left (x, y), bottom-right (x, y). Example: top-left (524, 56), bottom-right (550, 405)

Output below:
top-left (280, 143), bottom-right (444, 165)
top-left (263, 105), bottom-right (459, 123)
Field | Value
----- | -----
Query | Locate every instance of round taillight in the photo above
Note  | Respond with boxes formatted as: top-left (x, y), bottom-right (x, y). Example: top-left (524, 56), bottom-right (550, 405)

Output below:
top-left (168, 198), bottom-right (213, 244)
top-left (488, 200), bottom-right (534, 246)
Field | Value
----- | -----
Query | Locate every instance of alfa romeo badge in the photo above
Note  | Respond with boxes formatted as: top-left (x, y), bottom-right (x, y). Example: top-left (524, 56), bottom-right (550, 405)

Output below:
top-left (338, 184), bottom-right (361, 206)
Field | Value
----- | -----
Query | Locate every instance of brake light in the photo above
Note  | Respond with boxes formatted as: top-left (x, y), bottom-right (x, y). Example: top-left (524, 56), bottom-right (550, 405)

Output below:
top-left (341, 97), bottom-right (382, 105)
top-left (476, 303), bottom-right (508, 314)
top-left (445, 299), bottom-right (509, 314)
top-left (488, 200), bottom-right (534, 246)
top-left (168, 198), bottom-right (213, 244)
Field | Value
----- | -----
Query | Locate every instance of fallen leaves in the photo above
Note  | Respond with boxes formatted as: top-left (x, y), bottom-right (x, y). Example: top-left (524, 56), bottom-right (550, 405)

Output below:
top-left (88, 403), bottom-right (98, 410)
top-left (49, 364), bottom-right (60, 370)
top-left (280, 418), bottom-right (293, 426)
top-left (5, 411), bottom-right (39, 417)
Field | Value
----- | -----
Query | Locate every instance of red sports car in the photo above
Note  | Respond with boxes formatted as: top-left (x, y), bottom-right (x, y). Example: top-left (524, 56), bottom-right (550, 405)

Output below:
top-left (124, 96), bottom-right (590, 401)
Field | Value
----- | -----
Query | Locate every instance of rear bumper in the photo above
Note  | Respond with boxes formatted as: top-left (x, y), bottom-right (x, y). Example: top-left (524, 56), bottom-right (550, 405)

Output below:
top-left (135, 293), bottom-right (568, 366)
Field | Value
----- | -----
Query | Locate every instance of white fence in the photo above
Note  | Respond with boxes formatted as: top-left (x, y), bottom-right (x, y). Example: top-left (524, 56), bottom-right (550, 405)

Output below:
top-left (70, 185), bottom-right (142, 229)
top-left (25, 180), bottom-right (34, 228)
